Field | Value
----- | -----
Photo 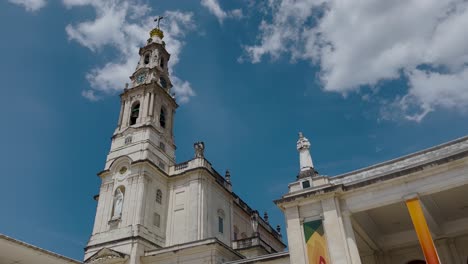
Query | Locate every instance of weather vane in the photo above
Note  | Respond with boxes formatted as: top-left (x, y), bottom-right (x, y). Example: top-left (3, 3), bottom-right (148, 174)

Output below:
top-left (155, 16), bottom-right (164, 29)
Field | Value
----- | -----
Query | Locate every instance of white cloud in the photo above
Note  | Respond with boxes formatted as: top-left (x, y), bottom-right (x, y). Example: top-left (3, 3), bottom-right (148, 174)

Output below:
top-left (245, 0), bottom-right (468, 121)
top-left (201, 0), bottom-right (243, 23)
top-left (64, 0), bottom-right (195, 103)
top-left (81, 90), bottom-right (99, 101)
top-left (8, 0), bottom-right (46, 12)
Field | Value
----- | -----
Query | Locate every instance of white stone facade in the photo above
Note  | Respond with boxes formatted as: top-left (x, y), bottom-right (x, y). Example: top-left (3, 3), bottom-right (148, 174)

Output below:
top-left (85, 26), bottom-right (468, 264)
top-left (277, 135), bottom-right (468, 264)
top-left (83, 28), bottom-right (286, 264)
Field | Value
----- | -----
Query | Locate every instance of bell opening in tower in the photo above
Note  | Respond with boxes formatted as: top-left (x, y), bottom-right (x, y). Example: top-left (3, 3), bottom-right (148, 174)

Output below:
top-left (159, 107), bottom-right (166, 128)
top-left (130, 102), bottom-right (140, 125)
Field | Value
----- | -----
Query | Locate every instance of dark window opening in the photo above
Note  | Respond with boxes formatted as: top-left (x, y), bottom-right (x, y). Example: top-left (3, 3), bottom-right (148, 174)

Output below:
top-left (159, 108), bottom-right (166, 128)
top-left (159, 142), bottom-right (166, 151)
top-left (144, 54), bottom-right (150, 64)
top-left (130, 102), bottom-right (140, 125)
top-left (159, 77), bottom-right (167, 88)
top-left (160, 59), bottom-right (164, 69)
top-left (218, 217), bottom-right (224, 234)
top-left (302, 180), bottom-right (311, 189)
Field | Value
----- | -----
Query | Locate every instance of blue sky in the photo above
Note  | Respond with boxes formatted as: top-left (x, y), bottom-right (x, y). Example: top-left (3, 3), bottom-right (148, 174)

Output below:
top-left (1, 0), bottom-right (468, 260)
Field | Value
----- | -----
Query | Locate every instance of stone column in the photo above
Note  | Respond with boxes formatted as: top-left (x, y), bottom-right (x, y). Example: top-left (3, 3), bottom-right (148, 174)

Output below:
top-left (122, 100), bottom-right (129, 127)
top-left (128, 241), bottom-right (145, 264)
top-left (118, 101), bottom-right (124, 128)
top-left (375, 252), bottom-right (392, 264)
top-left (148, 93), bottom-right (154, 117)
top-left (141, 92), bottom-right (150, 120)
top-left (435, 238), bottom-right (455, 263)
top-left (448, 238), bottom-right (462, 263)
top-left (321, 197), bottom-right (351, 264)
top-left (284, 206), bottom-right (307, 264)
top-left (343, 211), bottom-right (362, 264)
top-left (134, 175), bottom-right (147, 226)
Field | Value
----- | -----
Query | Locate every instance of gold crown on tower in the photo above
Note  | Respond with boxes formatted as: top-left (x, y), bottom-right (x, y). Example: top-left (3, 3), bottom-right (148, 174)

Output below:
top-left (150, 28), bottom-right (164, 39)
top-left (150, 16), bottom-right (164, 39)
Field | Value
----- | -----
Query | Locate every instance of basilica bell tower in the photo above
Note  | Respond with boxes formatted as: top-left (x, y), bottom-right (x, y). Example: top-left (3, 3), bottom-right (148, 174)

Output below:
top-left (84, 22), bottom-right (177, 264)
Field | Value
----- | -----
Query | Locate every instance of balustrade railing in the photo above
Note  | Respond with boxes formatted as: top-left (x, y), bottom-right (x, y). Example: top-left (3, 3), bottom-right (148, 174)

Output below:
top-left (174, 162), bottom-right (189, 171)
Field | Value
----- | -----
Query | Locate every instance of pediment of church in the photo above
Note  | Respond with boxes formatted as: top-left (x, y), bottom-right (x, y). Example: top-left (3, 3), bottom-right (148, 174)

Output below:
top-left (84, 248), bottom-right (129, 264)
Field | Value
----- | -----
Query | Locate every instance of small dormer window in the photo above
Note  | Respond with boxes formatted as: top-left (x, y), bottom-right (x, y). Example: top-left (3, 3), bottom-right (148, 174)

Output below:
top-left (144, 54), bottom-right (150, 64)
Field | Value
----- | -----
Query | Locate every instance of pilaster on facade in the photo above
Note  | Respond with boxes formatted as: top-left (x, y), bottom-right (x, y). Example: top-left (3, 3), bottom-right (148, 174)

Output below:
top-left (342, 211), bottom-right (362, 264)
top-left (284, 206), bottom-right (306, 264)
top-left (321, 197), bottom-right (351, 264)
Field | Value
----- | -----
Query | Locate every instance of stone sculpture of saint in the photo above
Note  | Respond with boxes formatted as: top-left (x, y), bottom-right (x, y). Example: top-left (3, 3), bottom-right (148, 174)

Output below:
top-left (113, 188), bottom-right (124, 219)
top-left (297, 132), bottom-right (314, 172)
top-left (194, 142), bottom-right (205, 158)
top-left (251, 212), bottom-right (259, 235)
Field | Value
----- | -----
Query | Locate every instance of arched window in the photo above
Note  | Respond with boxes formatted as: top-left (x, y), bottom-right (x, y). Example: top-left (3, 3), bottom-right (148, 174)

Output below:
top-left (144, 54), bottom-right (150, 64)
top-left (159, 107), bottom-right (166, 128)
top-left (130, 102), bottom-right (140, 125)
top-left (156, 189), bottom-right (162, 204)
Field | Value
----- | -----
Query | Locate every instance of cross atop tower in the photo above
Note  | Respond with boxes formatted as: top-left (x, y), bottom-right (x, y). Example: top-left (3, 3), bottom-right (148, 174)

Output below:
top-left (155, 16), bottom-right (164, 29)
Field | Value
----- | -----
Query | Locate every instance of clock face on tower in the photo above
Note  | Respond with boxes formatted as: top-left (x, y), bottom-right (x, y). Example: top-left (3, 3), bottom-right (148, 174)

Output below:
top-left (136, 73), bottom-right (146, 84)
